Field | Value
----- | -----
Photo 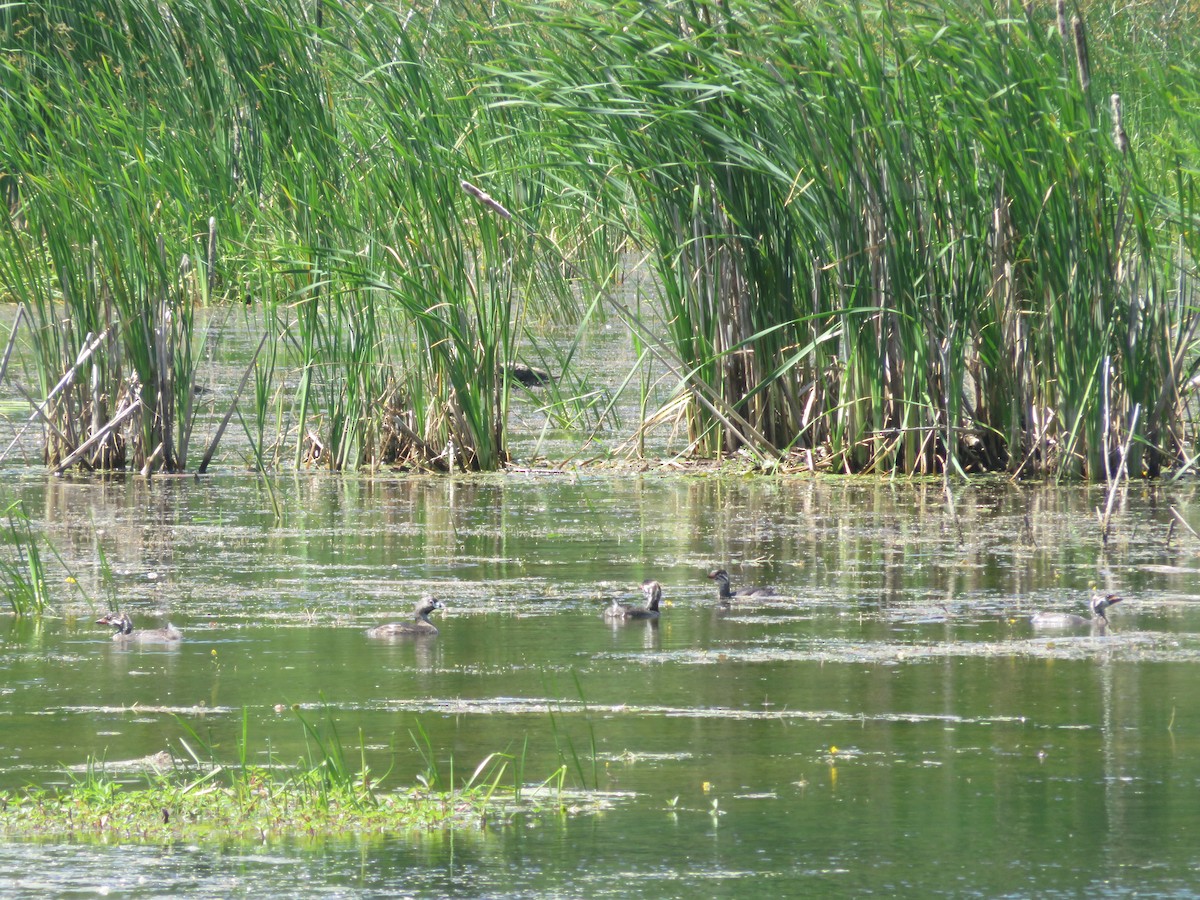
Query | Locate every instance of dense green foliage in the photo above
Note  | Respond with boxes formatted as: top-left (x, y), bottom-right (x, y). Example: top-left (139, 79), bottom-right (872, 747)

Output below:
top-left (0, 0), bottom-right (1197, 477)
top-left (0, 0), bottom-right (587, 473)
top-left (503, 0), bottom-right (1200, 476)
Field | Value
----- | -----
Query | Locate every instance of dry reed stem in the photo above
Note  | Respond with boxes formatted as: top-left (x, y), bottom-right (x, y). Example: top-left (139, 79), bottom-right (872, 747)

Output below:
top-left (461, 181), bottom-right (513, 220)
top-left (0, 327), bottom-right (112, 463)
top-left (52, 400), bottom-right (140, 474)
top-left (199, 332), bottom-right (270, 474)
top-left (1098, 404), bottom-right (1139, 545)
top-left (0, 305), bottom-right (27, 391)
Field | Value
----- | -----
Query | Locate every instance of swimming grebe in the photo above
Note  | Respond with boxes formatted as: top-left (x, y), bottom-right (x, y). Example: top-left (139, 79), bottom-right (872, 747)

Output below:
top-left (96, 613), bottom-right (183, 644)
top-left (1030, 593), bottom-right (1122, 629)
top-left (604, 580), bottom-right (664, 620)
top-left (707, 568), bottom-right (774, 602)
top-left (367, 595), bottom-right (444, 637)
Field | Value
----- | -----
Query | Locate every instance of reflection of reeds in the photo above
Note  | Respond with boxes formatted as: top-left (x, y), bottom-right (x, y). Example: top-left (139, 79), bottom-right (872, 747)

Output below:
top-left (0, 502), bottom-right (51, 615)
top-left (544, 671), bottom-right (600, 790)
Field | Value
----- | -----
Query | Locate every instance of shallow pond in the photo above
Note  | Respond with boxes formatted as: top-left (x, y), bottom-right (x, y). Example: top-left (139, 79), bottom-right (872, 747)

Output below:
top-left (3, 474), bottom-right (1200, 897)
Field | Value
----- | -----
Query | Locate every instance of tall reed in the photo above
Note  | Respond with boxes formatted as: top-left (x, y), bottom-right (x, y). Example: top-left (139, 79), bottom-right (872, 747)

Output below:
top-left (0, 0), bottom-right (590, 473)
top-left (0, 1), bottom-right (270, 472)
top-left (1, 0), bottom-right (1196, 478)
top-left (496, 0), bottom-right (1200, 477)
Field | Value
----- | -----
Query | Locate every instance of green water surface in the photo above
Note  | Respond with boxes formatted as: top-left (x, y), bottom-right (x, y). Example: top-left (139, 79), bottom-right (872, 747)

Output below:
top-left (2, 474), bottom-right (1200, 897)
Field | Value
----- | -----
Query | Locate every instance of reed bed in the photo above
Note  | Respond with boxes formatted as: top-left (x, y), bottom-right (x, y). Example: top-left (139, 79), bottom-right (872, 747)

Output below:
top-left (500, 0), bottom-right (1200, 477)
top-left (0, 0), bottom-right (585, 473)
top-left (0, 0), bottom-right (1197, 478)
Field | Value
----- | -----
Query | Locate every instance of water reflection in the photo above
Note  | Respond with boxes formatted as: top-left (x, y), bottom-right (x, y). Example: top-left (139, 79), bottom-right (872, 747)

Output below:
top-left (14, 474), bottom-right (1196, 616)
top-left (605, 616), bottom-right (661, 652)
top-left (2, 475), bottom-right (1200, 896)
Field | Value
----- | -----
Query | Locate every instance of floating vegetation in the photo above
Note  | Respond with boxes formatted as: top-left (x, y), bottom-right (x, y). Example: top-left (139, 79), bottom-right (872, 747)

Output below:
top-left (0, 774), bottom-right (628, 843)
top-left (0, 707), bottom-right (608, 843)
top-left (0, 774), bottom-right (518, 842)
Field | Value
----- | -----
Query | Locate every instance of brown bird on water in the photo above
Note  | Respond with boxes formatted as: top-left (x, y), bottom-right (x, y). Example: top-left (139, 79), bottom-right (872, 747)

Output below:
top-left (604, 580), bottom-right (664, 620)
top-left (707, 568), bottom-right (774, 603)
top-left (366, 596), bottom-right (445, 637)
top-left (96, 612), bottom-right (183, 645)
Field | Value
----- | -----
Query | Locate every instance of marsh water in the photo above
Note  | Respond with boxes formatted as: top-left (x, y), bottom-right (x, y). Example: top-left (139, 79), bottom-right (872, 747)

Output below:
top-left (3, 472), bottom-right (1200, 897)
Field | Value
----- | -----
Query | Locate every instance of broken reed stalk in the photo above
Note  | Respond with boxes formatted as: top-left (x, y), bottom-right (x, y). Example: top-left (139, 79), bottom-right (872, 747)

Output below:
top-left (0, 305), bottom-right (28, 392)
top-left (52, 399), bottom-right (140, 474)
top-left (5, 379), bottom-right (75, 461)
top-left (0, 327), bottom-right (111, 463)
top-left (1168, 507), bottom-right (1200, 545)
top-left (198, 332), bottom-right (269, 474)
top-left (461, 181), bottom-right (513, 220)
top-left (1098, 403), bottom-right (1140, 546)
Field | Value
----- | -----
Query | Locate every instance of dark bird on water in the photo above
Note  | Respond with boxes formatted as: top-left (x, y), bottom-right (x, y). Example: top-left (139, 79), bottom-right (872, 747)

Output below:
top-left (507, 363), bottom-right (554, 387)
top-left (96, 613), bottom-right (183, 645)
top-left (367, 596), bottom-right (445, 637)
top-left (707, 568), bottom-right (774, 603)
top-left (604, 580), bottom-right (664, 620)
top-left (1030, 592), bottom-right (1122, 629)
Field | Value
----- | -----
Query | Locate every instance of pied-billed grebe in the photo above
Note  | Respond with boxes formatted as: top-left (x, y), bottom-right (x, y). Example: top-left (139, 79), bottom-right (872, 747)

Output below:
top-left (707, 568), bottom-right (774, 602)
top-left (1030, 592), bottom-right (1122, 629)
top-left (367, 595), bottom-right (444, 637)
top-left (506, 362), bottom-right (554, 387)
top-left (96, 613), bottom-right (183, 645)
top-left (604, 580), bottom-right (664, 620)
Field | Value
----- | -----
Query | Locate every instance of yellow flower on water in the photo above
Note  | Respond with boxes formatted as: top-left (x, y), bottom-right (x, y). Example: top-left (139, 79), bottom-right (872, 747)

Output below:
top-left (65, 576), bottom-right (77, 584)
top-left (830, 746), bottom-right (839, 754)
top-left (702, 781), bottom-right (712, 793)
